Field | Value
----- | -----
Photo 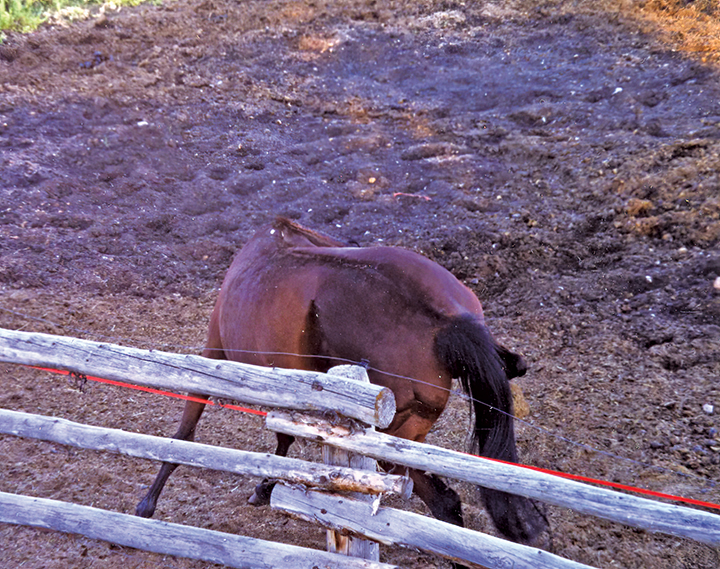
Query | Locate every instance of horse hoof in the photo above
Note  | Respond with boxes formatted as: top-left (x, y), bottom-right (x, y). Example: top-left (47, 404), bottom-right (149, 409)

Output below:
top-left (248, 490), bottom-right (270, 506)
top-left (135, 499), bottom-right (156, 518)
top-left (248, 481), bottom-right (274, 506)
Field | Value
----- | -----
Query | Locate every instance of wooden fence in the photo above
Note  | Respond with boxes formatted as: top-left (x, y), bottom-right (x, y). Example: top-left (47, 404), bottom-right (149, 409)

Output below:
top-left (1, 328), bottom-right (719, 569)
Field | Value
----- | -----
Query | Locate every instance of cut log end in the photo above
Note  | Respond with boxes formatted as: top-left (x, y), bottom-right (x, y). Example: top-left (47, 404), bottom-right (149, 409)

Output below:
top-left (375, 388), bottom-right (396, 429)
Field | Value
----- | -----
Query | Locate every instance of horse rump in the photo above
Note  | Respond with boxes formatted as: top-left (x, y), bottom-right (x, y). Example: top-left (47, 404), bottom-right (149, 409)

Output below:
top-left (434, 314), bottom-right (548, 544)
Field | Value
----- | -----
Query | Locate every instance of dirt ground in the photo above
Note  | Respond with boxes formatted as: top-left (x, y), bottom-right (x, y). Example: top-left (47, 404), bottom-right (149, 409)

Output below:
top-left (1, 0), bottom-right (719, 567)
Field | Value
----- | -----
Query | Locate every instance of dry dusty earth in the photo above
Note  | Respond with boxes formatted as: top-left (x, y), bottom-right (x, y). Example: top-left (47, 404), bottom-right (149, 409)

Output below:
top-left (1, 0), bottom-right (720, 567)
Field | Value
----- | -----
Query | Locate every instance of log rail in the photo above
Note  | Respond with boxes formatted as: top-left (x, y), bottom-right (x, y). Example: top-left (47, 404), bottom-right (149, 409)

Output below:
top-left (3, 327), bottom-right (720, 569)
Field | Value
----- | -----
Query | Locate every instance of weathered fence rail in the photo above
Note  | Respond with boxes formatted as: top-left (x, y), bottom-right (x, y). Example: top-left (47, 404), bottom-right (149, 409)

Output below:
top-left (0, 408), bottom-right (412, 498)
top-left (0, 491), bottom-right (397, 569)
top-left (2, 327), bottom-right (719, 569)
top-left (268, 410), bottom-right (720, 547)
top-left (0, 328), bottom-right (395, 428)
top-left (2, 407), bottom-right (596, 569)
top-left (272, 485), bottom-right (591, 569)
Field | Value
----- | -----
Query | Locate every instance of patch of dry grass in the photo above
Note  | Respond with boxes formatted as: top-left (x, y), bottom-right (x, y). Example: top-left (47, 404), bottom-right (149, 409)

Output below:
top-left (505, 0), bottom-right (720, 65)
top-left (638, 0), bottom-right (720, 63)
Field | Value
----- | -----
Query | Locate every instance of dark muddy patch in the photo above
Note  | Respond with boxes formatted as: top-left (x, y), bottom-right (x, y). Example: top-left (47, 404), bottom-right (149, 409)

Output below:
top-left (1, 1), bottom-right (719, 568)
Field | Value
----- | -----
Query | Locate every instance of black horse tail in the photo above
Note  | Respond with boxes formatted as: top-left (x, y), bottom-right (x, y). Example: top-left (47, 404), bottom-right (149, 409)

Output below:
top-left (434, 314), bottom-right (548, 544)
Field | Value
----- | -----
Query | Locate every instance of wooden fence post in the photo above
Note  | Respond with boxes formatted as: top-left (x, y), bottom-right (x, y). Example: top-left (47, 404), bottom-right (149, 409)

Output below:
top-left (323, 365), bottom-right (381, 562)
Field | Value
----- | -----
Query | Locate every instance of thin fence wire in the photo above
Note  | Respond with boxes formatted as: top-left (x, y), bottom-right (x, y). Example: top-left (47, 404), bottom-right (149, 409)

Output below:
top-left (0, 304), bottom-right (717, 493)
top-left (2, 302), bottom-right (720, 569)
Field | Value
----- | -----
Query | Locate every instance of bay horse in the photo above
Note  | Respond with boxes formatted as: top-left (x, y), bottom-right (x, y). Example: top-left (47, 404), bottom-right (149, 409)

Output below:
top-left (136, 217), bottom-right (548, 546)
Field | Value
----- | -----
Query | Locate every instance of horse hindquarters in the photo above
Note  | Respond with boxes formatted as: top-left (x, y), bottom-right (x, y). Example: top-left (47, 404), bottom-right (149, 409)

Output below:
top-left (434, 315), bottom-right (548, 544)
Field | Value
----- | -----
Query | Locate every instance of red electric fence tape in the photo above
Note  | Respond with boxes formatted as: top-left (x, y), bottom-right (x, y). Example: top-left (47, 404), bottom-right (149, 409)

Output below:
top-left (479, 455), bottom-right (720, 512)
top-left (28, 365), bottom-right (720, 512)
top-left (32, 366), bottom-right (268, 417)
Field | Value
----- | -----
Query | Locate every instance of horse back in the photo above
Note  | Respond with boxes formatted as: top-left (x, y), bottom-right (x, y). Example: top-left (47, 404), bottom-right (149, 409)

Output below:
top-left (211, 218), bottom-right (483, 373)
top-left (291, 244), bottom-right (484, 321)
top-left (224, 217), bottom-right (482, 319)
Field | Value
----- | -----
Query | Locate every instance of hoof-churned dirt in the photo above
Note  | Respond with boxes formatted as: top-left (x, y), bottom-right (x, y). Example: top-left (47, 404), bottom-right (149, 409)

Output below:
top-left (1, 1), bottom-right (719, 567)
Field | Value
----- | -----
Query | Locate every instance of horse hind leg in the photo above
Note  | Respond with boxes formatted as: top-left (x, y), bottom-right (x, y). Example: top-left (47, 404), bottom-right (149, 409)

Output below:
top-left (408, 469), bottom-right (472, 569)
top-left (248, 432), bottom-right (295, 506)
top-left (408, 469), bottom-right (463, 527)
top-left (480, 487), bottom-right (550, 545)
top-left (135, 396), bottom-right (208, 518)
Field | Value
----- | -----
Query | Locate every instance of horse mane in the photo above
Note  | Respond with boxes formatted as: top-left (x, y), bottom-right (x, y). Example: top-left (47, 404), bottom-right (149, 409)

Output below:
top-left (272, 217), bottom-right (347, 248)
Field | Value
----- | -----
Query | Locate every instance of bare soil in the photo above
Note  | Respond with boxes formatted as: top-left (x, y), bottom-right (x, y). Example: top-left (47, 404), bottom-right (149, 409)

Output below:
top-left (1, 1), bottom-right (719, 568)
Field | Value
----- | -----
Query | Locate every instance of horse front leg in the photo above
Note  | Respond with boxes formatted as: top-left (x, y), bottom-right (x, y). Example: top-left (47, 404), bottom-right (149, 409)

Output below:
top-left (247, 432), bottom-right (295, 506)
top-left (135, 396), bottom-right (208, 518)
